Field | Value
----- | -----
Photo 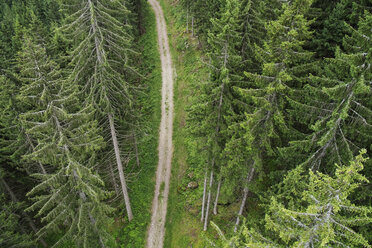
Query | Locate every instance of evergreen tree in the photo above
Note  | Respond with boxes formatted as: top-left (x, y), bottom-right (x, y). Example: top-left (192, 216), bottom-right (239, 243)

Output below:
top-left (221, 0), bottom-right (277, 231)
top-left (0, 75), bottom-right (18, 171)
top-left (265, 150), bottom-right (371, 247)
top-left (310, 0), bottom-right (372, 58)
top-left (187, 0), bottom-right (244, 230)
top-left (61, 0), bottom-right (140, 220)
top-left (283, 11), bottom-right (372, 173)
top-left (0, 76), bottom-right (36, 248)
top-left (17, 33), bottom-right (114, 247)
top-left (228, 0), bottom-right (316, 231)
top-left (214, 151), bottom-right (371, 247)
top-left (0, 192), bottom-right (34, 248)
top-left (180, 0), bottom-right (221, 39)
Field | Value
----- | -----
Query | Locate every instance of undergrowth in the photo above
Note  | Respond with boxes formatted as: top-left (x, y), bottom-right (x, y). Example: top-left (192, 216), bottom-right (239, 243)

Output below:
top-left (112, 2), bottom-right (162, 247)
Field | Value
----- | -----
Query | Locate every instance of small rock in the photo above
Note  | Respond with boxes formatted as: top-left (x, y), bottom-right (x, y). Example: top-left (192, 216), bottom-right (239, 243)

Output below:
top-left (187, 181), bottom-right (198, 189)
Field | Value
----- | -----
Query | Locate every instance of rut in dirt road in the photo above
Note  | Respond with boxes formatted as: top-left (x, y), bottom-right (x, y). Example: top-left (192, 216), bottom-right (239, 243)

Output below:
top-left (146, 0), bottom-right (174, 247)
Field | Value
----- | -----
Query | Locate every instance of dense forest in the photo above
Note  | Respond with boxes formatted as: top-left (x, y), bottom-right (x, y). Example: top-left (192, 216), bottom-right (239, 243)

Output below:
top-left (179, 0), bottom-right (372, 247)
top-left (0, 0), bottom-right (153, 247)
top-left (0, 0), bottom-right (371, 247)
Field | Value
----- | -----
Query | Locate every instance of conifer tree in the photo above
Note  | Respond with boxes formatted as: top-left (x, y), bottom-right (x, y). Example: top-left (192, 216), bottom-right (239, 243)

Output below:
top-left (283, 11), bottom-right (372, 173)
top-left (0, 167), bottom-right (48, 247)
top-left (61, 0), bottom-right (140, 220)
top-left (239, 0), bottom-right (277, 70)
top-left (221, 0), bottom-right (277, 231)
top-left (180, 0), bottom-right (221, 39)
top-left (187, 0), bottom-right (243, 230)
top-left (265, 150), bottom-right (371, 247)
top-left (241, 0), bottom-right (315, 166)
top-left (0, 76), bottom-right (17, 170)
top-left (17, 32), bottom-right (114, 247)
top-left (0, 193), bottom-right (35, 248)
top-left (310, 0), bottom-right (372, 58)
top-left (231, 0), bottom-right (316, 230)
top-left (214, 151), bottom-right (372, 247)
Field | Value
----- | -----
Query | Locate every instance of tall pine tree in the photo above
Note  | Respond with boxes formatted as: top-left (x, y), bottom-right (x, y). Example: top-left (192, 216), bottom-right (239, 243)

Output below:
top-left (61, 0), bottom-right (140, 220)
top-left (18, 32), bottom-right (114, 247)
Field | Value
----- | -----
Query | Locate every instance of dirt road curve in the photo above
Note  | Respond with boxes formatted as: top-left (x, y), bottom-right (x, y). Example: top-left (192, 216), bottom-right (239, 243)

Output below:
top-left (146, 0), bottom-right (174, 247)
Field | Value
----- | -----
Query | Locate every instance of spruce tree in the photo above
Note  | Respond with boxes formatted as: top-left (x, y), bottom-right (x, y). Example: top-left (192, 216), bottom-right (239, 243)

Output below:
top-left (0, 190), bottom-right (35, 248)
top-left (221, 0), bottom-right (277, 231)
top-left (229, 0), bottom-right (316, 230)
top-left (0, 76), bottom-right (37, 248)
top-left (17, 32), bottom-right (114, 247)
top-left (241, 0), bottom-right (315, 166)
top-left (215, 151), bottom-right (371, 247)
top-left (283, 11), bottom-right (372, 173)
top-left (265, 150), bottom-right (371, 247)
top-left (180, 0), bottom-right (221, 39)
top-left (186, 0), bottom-right (244, 230)
top-left (0, 200), bottom-right (34, 247)
top-left (310, 0), bottom-right (372, 58)
top-left (61, 0), bottom-right (140, 220)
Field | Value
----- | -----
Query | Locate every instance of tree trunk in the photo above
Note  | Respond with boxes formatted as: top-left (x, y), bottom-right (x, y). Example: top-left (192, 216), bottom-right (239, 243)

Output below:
top-left (234, 167), bottom-right (255, 232)
top-left (186, 7), bottom-right (189, 33)
top-left (132, 130), bottom-right (140, 167)
top-left (108, 113), bottom-right (133, 221)
top-left (213, 179), bottom-right (221, 215)
top-left (203, 170), bottom-right (214, 231)
top-left (200, 170), bottom-right (208, 222)
top-left (191, 16), bottom-right (194, 37)
top-left (1, 178), bottom-right (48, 248)
top-left (108, 162), bottom-right (120, 197)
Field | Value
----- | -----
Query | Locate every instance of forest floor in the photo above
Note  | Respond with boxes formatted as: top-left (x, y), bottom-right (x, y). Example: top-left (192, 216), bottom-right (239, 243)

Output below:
top-left (146, 0), bottom-right (175, 247)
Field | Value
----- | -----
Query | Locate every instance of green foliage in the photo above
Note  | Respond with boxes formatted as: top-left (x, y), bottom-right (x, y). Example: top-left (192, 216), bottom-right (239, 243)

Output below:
top-left (16, 29), bottom-right (114, 247)
top-left (61, 0), bottom-right (138, 116)
top-left (0, 0), bottom-right (61, 70)
top-left (176, 0), bottom-right (372, 245)
top-left (235, 0), bottom-right (316, 183)
top-left (310, 0), bottom-right (372, 58)
top-left (214, 151), bottom-right (371, 247)
top-left (114, 2), bottom-right (161, 247)
top-left (1, 0), bottom-right (372, 246)
top-left (0, 193), bottom-right (34, 248)
top-left (265, 150), bottom-right (371, 247)
top-left (284, 11), bottom-right (372, 173)
top-left (180, 0), bottom-right (221, 40)
top-left (187, 0), bottom-right (245, 195)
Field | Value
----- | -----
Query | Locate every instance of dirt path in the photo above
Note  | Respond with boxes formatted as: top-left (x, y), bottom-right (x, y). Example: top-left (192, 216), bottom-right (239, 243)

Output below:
top-left (146, 0), bottom-right (174, 247)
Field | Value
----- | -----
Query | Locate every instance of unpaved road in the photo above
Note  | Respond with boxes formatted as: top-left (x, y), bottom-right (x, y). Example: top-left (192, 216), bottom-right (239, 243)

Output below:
top-left (146, 0), bottom-right (174, 247)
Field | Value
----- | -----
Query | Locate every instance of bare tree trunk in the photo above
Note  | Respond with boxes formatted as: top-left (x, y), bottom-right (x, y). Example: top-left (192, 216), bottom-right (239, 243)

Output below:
top-left (186, 7), bottom-right (189, 33)
top-left (1, 178), bottom-right (48, 248)
top-left (203, 170), bottom-right (214, 231)
top-left (108, 113), bottom-right (133, 221)
top-left (213, 179), bottom-right (221, 215)
top-left (108, 162), bottom-right (120, 197)
top-left (234, 167), bottom-right (255, 232)
top-left (132, 130), bottom-right (140, 167)
top-left (191, 16), bottom-right (194, 37)
top-left (200, 170), bottom-right (208, 222)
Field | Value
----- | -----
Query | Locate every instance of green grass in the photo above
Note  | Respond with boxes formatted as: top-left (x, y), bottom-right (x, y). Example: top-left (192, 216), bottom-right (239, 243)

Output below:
top-left (156, 1), bottom-right (263, 247)
top-left (112, 2), bottom-right (162, 247)
top-left (156, 0), bottom-right (212, 247)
